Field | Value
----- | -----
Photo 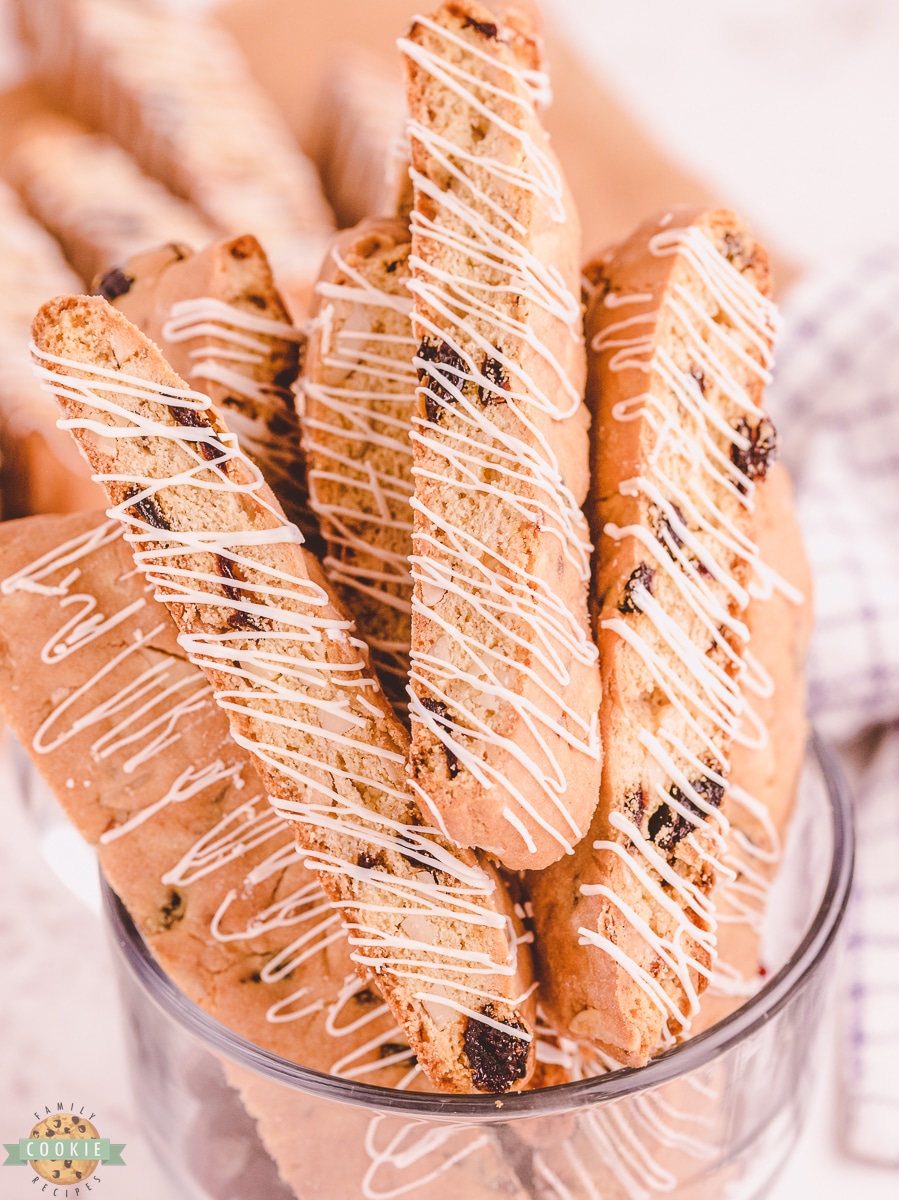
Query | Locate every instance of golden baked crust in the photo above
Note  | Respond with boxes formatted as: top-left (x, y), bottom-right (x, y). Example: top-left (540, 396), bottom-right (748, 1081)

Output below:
top-left (401, 1), bottom-right (601, 870)
top-left (530, 208), bottom-right (785, 1065)
top-left (31, 293), bottom-right (535, 1094)
top-left (693, 462), bottom-right (812, 1030)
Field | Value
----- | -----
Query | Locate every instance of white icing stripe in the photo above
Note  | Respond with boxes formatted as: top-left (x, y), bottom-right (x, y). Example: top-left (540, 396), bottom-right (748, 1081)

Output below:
top-left (2, 524), bottom-right (332, 1025)
top-left (400, 15), bottom-right (599, 857)
top-left (362, 1116), bottom-right (490, 1200)
top-left (33, 343), bottom-right (526, 1044)
top-left (99, 758), bottom-right (244, 843)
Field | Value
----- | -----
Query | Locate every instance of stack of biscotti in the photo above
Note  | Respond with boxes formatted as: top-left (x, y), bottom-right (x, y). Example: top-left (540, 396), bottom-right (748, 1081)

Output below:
top-left (299, 4), bottom-right (810, 1069)
top-left (7, 115), bottom-right (215, 286)
top-left (0, 179), bottom-right (102, 518)
top-left (96, 234), bottom-right (320, 548)
top-left (6, 0), bottom-right (812, 1130)
top-left (14, 0), bottom-right (335, 317)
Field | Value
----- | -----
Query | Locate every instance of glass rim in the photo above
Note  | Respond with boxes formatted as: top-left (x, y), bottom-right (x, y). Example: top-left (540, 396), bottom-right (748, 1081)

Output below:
top-left (104, 731), bottom-right (854, 1122)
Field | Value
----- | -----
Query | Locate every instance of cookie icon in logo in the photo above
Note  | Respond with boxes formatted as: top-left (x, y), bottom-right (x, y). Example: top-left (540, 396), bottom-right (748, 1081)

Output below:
top-left (28, 1113), bottom-right (100, 1184)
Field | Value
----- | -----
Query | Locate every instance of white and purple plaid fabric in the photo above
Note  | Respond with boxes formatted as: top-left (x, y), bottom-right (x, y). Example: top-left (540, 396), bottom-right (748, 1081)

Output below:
top-left (770, 247), bottom-right (899, 1166)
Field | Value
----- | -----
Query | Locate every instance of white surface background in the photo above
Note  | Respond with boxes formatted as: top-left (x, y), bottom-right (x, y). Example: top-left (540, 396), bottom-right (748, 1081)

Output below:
top-left (1, 1), bottom-right (898, 1198)
top-left (545, 0), bottom-right (899, 275)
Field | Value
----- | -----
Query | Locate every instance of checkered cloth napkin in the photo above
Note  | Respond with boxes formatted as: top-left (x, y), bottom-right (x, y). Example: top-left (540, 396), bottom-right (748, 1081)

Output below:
top-left (770, 246), bottom-right (899, 1167)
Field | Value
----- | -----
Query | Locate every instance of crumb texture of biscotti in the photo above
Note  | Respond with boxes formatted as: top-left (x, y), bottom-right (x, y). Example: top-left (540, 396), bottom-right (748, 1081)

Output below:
top-left (99, 235), bottom-right (319, 546)
top-left (0, 509), bottom-right (422, 1088)
top-left (401, 1), bottom-right (602, 871)
top-left (303, 218), bottom-right (417, 710)
top-left (31, 293), bottom-right (535, 1094)
top-left (530, 207), bottom-right (798, 1066)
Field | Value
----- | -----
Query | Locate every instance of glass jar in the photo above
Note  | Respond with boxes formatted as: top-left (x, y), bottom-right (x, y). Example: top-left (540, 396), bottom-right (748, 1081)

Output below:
top-left (104, 734), bottom-right (853, 1199)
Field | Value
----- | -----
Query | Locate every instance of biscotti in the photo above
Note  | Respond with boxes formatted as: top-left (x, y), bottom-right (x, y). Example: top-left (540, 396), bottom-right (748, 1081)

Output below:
top-left (32, 294), bottom-right (536, 1094)
top-left (0, 179), bottom-right (101, 518)
top-left (97, 235), bottom-right (319, 546)
top-left (401, 2), bottom-right (602, 870)
top-left (529, 208), bottom-right (785, 1065)
top-left (0, 510), bottom-right (414, 1083)
top-left (303, 218), bottom-right (416, 708)
top-left (7, 115), bottom-right (214, 286)
top-left (15, 0), bottom-right (335, 316)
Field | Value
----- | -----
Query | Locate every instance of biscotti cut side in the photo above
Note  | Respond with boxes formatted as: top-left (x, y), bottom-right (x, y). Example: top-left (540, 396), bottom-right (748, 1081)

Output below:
top-left (530, 208), bottom-right (781, 1064)
top-left (0, 509), bottom-right (419, 1083)
top-left (98, 235), bottom-right (318, 546)
top-left (303, 218), bottom-right (417, 709)
top-left (14, 0), bottom-right (335, 316)
top-left (7, 115), bottom-right (214, 286)
top-left (32, 294), bottom-right (535, 1094)
top-left (401, 2), bottom-right (602, 871)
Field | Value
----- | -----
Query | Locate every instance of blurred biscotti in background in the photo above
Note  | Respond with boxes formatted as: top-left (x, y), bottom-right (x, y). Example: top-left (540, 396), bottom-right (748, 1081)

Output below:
top-left (0, 180), bottom-right (103, 517)
top-left (7, 114), bottom-right (215, 286)
top-left (12, 0), bottom-right (337, 318)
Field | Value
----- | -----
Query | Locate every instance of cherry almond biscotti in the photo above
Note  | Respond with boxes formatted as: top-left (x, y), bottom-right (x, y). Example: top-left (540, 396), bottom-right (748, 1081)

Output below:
top-left (31, 294), bottom-right (535, 1095)
top-left (529, 208), bottom-right (798, 1064)
top-left (401, 3), bottom-right (602, 871)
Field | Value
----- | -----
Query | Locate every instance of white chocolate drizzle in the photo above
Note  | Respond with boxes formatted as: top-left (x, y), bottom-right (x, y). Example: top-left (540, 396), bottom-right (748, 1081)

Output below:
top-left (32, 341), bottom-right (529, 1048)
top-left (531, 1017), bottom-right (720, 1200)
top-left (400, 13), bottom-right (600, 858)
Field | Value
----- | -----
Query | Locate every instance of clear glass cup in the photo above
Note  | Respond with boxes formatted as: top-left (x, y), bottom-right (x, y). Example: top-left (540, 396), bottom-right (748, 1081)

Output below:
top-left (104, 734), bottom-right (853, 1200)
